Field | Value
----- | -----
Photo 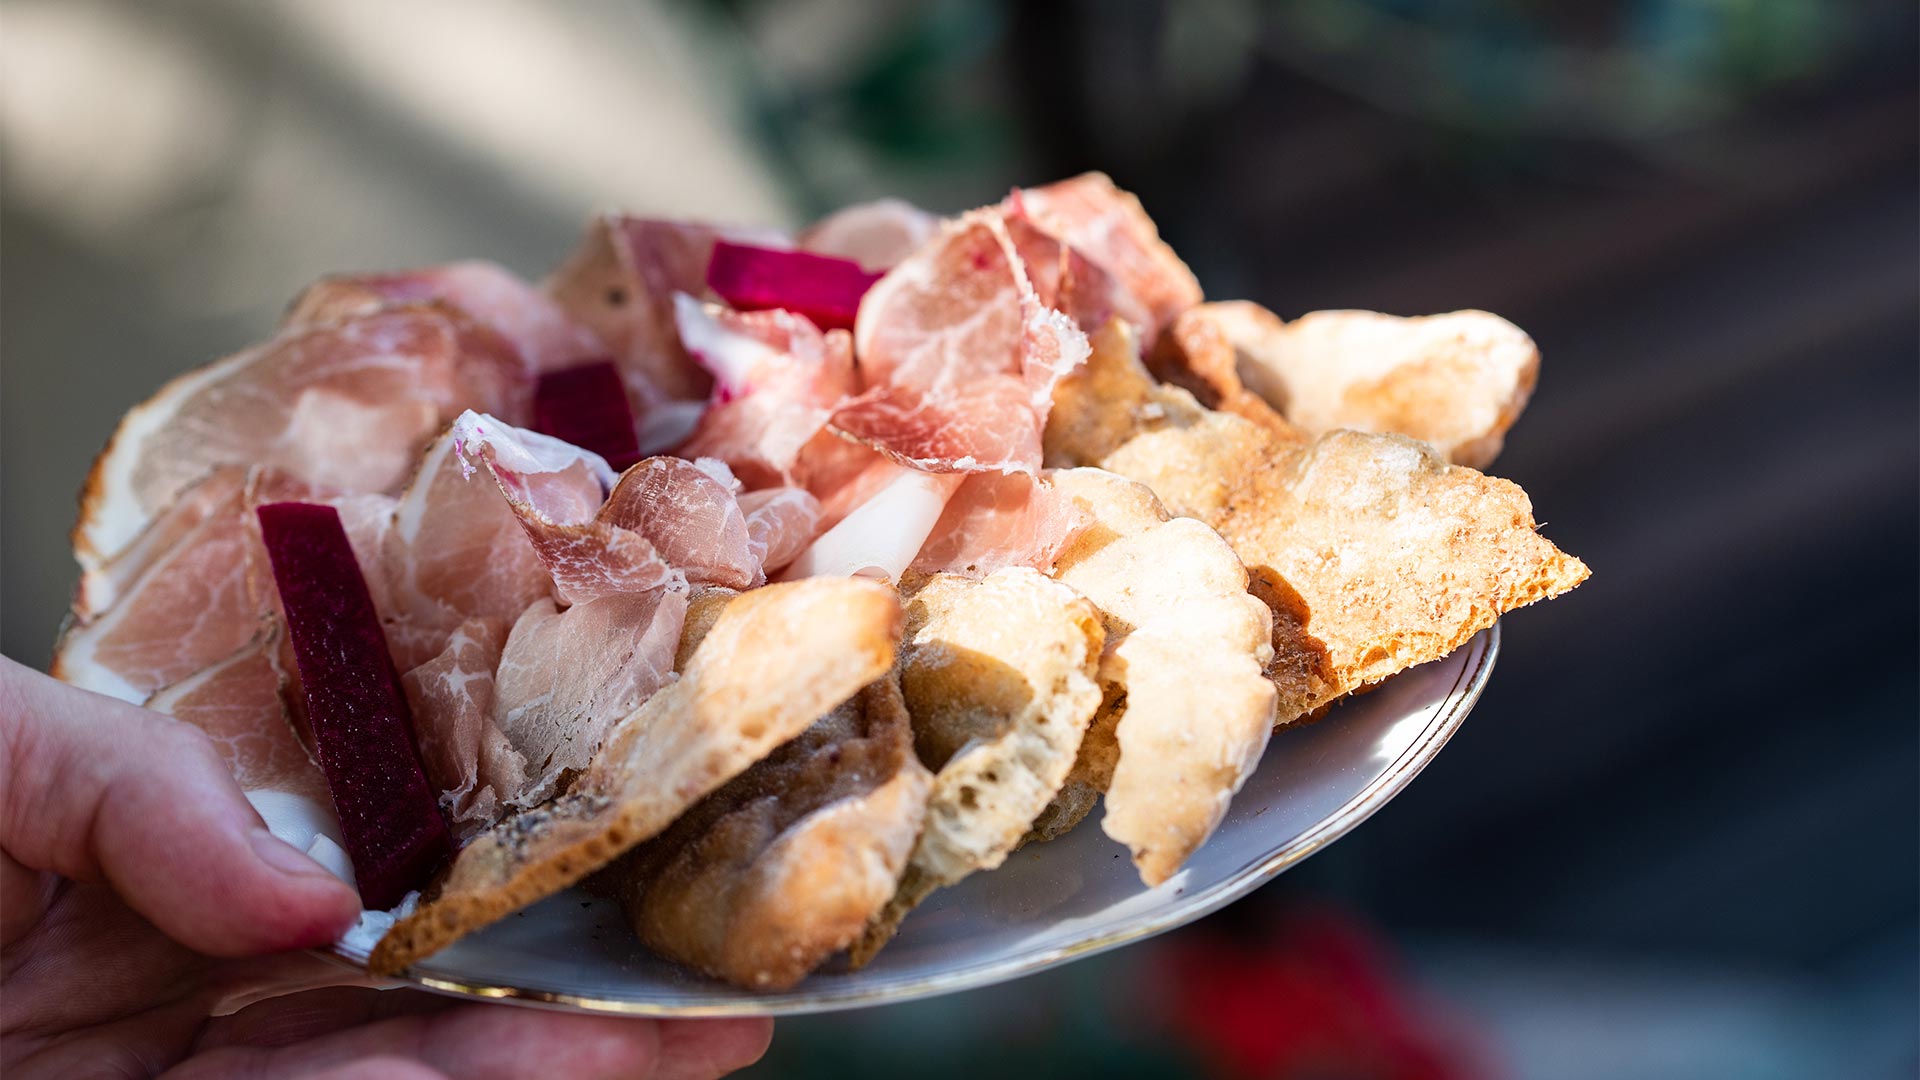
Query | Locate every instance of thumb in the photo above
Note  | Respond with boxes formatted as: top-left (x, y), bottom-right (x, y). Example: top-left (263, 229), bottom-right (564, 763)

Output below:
top-left (0, 656), bottom-right (360, 956)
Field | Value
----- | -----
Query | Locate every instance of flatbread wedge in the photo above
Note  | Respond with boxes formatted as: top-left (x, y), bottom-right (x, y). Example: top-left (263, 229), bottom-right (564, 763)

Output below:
top-left (850, 568), bottom-right (1104, 965)
top-left (1154, 302), bottom-right (1538, 469)
top-left (1046, 468), bottom-right (1277, 885)
top-left (609, 672), bottom-right (931, 990)
top-left (1050, 318), bottom-right (1588, 727)
top-left (367, 577), bottom-right (902, 975)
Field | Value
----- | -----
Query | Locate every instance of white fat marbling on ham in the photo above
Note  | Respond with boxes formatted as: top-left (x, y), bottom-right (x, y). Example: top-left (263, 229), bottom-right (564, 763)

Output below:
top-left (491, 589), bottom-right (688, 808)
top-left (781, 466), bottom-right (965, 582)
top-left (674, 295), bottom-right (858, 488)
top-left (598, 457), bottom-right (758, 589)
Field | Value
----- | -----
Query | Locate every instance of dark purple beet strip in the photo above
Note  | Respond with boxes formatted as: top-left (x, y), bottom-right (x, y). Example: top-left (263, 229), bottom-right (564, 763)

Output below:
top-left (533, 360), bottom-right (642, 472)
top-left (705, 240), bottom-right (882, 332)
top-left (256, 502), bottom-right (452, 909)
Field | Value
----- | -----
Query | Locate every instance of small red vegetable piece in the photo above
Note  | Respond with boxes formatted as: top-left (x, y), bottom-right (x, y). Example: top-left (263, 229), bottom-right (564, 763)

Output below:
top-left (705, 240), bottom-right (882, 331)
top-left (256, 501), bottom-right (452, 909)
top-left (533, 360), bottom-right (641, 472)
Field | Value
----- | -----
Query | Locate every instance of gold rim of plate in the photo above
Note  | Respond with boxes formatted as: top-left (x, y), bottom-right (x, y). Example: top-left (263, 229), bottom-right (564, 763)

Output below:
top-left (320, 624), bottom-right (1499, 1016)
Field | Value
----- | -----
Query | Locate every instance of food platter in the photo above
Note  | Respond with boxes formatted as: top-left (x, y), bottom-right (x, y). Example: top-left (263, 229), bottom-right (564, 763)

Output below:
top-left (327, 625), bottom-right (1496, 1016)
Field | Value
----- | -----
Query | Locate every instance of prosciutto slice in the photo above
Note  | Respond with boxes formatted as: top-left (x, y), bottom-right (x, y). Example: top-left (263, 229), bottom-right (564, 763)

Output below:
top-left (401, 616), bottom-right (525, 841)
top-left (280, 259), bottom-right (599, 409)
top-left (910, 473), bottom-right (1089, 577)
top-left (382, 428), bottom-right (555, 671)
top-left (490, 589), bottom-right (688, 808)
top-left (54, 469), bottom-right (258, 702)
top-left (545, 215), bottom-right (786, 406)
top-left (1006, 173), bottom-right (1202, 343)
top-left (76, 310), bottom-right (461, 573)
top-left (674, 297), bottom-right (858, 488)
top-left (833, 211), bottom-right (1089, 476)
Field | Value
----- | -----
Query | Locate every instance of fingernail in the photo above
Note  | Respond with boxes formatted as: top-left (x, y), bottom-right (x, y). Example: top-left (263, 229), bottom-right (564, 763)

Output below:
top-left (250, 828), bottom-right (343, 883)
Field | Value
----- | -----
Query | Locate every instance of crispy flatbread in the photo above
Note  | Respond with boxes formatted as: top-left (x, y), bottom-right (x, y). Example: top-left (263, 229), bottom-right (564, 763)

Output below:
top-left (1157, 303), bottom-right (1537, 469)
top-left (610, 673), bottom-right (931, 990)
top-left (1045, 469), bottom-right (1277, 885)
top-left (367, 578), bottom-right (901, 974)
top-left (1049, 319), bottom-right (1587, 726)
top-left (850, 569), bottom-right (1103, 964)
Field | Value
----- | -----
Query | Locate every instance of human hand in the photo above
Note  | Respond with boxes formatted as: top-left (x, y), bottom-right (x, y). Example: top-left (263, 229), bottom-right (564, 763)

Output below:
top-left (0, 656), bottom-right (771, 1079)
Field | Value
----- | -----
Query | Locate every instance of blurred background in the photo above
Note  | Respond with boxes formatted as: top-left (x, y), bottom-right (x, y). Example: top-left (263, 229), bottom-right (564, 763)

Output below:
top-left (2, 1), bottom-right (1914, 1076)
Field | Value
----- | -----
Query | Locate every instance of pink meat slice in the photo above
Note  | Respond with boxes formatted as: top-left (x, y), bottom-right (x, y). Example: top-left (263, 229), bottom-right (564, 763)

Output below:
top-left (287, 261), bottom-right (604, 376)
top-left (1005, 173), bottom-right (1202, 343)
top-left (833, 211), bottom-right (1089, 475)
top-left (53, 468), bottom-right (260, 703)
top-left (597, 457), bottom-right (759, 589)
top-left (739, 487), bottom-right (822, 577)
top-left (545, 215), bottom-right (787, 407)
top-left (382, 429), bottom-right (554, 671)
top-left (452, 412), bottom-right (671, 605)
top-left (674, 297), bottom-right (858, 488)
top-left (910, 472), bottom-right (1090, 577)
top-left (798, 197), bottom-right (942, 271)
top-left (490, 588), bottom-right (688, 808)
top-left (113, 312), bottom-right (460, 557)
top-left (401, 615), bottom-right (526, 841)
top-left (145, 629), bottom-right (330, 805)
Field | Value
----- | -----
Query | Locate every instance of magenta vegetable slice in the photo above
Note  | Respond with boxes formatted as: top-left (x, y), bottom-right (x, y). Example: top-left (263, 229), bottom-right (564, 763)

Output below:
top-left (533, 360), bottom-right (642, 472)
top-left (256, 501), bottom-right (452, 909)
top-left (705, 241), bottom-right (882, 332)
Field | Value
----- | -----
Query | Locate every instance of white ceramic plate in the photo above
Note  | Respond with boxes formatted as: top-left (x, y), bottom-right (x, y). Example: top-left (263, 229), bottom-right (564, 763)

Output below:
top-left (327, 625), bottom-right (1497, 1016)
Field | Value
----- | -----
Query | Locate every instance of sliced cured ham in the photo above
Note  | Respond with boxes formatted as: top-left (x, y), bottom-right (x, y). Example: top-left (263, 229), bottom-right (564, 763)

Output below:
top-left (909, 472), bottom-right (1089, 577)
top-left (382, 429), bottom-right (554, 671)
top-left (797, 197), bottom-right (941, 271)
top-left (545, 215), bottom-right (785, 405)
top-left (76, 310), bottom-right (463, 574)
top-left (489, 588), bottom-right (687, 810)
top-left (598, 457), bottom-right (758, 589)
top-left (401, 616), bottom-right (526, 841)
top-left (1008, 172), bottom-right (1202, 343)
top-left (674, 296), bottom-right (857, 488)
top-left (146, 627), bottom-right (348, 879)
top-left (834, 211), bottom-right (1088, 475)
top-left (738, 487), bottom-right (820, 578)
top-left (285, 260), bottom-right (604, 376)
top-left (55, 469), bottom-right (259, 703)
top-left (146, 626), bottom-right (330, 806)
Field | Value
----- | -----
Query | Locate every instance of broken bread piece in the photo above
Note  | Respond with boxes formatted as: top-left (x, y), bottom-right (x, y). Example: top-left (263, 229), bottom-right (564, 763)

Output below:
top-left (1047, 319), bottom-right (1587, 727)
top-left (1160, 303), bottom-right (1538, 469)
top-left (610, 672), bottom-right (931, 990)
top-left (1046, 468), bottom-right (1277, 885)
top-left (367, 577), bottom-right (902, 975)
top-left (851, 569), bottom-right (1104, 965)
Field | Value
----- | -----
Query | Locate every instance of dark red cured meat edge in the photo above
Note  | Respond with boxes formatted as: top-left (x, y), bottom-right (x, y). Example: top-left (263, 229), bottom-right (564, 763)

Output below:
top-left (706, 241), bottom-right (881, 332)
top-left (256, 501), bottom-right (452, 910)
top-left (533, 360), bottom-right (643, 472)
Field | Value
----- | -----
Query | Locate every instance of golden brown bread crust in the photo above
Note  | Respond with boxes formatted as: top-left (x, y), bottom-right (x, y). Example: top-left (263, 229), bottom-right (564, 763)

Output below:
top-left (368, 578), bottom-right (902, 975)
top-left (1162, 303), bottom-right (1539, 470)
top-left (1045, 468), bottom-right (1277, 885)
top-left (1046, 319), bottom-right (1588, 727)
top-left (612, 674), bottom-right (931, 990)
top-left (850, 569), bottom-right (1104, 965)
